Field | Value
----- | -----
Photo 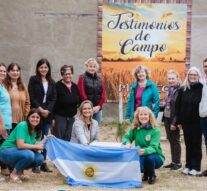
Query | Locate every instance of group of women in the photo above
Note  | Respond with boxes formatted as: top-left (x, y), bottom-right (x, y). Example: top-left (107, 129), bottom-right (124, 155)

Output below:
top-left (0, 58), bottom-right (206, 185)
top-left (123, 64), bottom-right (207, 185)
top-left (0, 58), bottom-right (106, 183)
top-left (162, 67), bottom-right (204, 177)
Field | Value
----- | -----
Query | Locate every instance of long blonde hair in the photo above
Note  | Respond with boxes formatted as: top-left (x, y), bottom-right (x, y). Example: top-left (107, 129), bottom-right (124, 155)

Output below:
top-left (133, 107), bottom-right (156, 128)
top-left (78, 100), bottom-right (93, 123)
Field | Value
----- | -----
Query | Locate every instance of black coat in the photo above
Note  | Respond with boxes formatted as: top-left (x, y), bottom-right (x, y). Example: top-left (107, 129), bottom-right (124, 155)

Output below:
top-left (53, 80), bottom-right (80, 117)
top-left (175, 82), bottom-right (203, 124)
top-left (28, 75), bottom-right (57, 123)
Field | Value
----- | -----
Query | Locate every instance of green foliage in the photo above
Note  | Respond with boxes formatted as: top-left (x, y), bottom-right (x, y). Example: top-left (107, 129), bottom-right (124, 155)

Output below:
top-left (115, 120), bottom-right (131, 141)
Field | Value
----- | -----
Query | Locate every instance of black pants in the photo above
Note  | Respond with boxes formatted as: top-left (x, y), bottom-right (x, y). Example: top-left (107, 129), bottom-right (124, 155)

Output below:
top-left (182, 122), bottom-right (202, 171)
top-left (164, 117), bottom-right (181, 164)
top-left (53, 114), bottom-right (75, 141)
top-left (0, 130), bottom-right (10, 169)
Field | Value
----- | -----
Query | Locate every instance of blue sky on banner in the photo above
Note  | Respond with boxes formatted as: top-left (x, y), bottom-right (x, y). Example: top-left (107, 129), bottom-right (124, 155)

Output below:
top-left (45, 138), bottom-right (142, 189)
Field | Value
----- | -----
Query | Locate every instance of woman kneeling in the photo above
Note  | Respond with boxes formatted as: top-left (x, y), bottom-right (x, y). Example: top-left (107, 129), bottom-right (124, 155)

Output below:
top-left (122, 107), bottom-right (165, 184)
top-left (0, 109), bottom-right (45, 183)
top-left (70, 100), bottom-right (99, 145)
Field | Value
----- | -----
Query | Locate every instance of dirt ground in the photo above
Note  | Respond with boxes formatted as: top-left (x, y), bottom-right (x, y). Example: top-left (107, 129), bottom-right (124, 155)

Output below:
top-left (1, 123), bottom-right (207, 191)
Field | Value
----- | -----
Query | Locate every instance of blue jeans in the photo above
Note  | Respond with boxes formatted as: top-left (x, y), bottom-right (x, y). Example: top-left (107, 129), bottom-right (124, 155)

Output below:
top-left (93, 110), bottom-right (102, 124)
top-left (200, 117), bottom-right (207, 146)
top-left (0, 148), bottom-right (44, 172)
top-left (140, 154), bottom-right (163, 177)
top-left (42, 123), bottom-right (51, 160)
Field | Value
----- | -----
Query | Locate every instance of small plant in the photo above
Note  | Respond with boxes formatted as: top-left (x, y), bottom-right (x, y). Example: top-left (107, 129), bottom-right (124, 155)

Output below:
top-left (115, 119), bottom-right (131, 142)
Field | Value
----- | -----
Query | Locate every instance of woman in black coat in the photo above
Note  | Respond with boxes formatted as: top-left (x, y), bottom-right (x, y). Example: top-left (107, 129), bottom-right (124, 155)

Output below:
top-left (53, 65), bottom-right (80, 141)
top-left (175, 67), bottom-right (203, 176)
top-left (28, 58), bottom-right (56, 173)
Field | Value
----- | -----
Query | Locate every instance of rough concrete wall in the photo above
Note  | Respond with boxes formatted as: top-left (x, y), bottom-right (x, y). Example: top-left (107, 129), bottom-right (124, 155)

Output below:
top-left (0, 0), bottom-right (206, 79)
top-left (191, 0), bottom-right (207, 74)
top-left (0, 0), bottom-right (98, 83)
top-left (0, 0), bottom-right (206, 121)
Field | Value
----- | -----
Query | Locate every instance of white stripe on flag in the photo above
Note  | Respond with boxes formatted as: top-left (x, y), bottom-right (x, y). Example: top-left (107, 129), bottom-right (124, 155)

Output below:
top-left (53, 159), bottom-right (141, 183)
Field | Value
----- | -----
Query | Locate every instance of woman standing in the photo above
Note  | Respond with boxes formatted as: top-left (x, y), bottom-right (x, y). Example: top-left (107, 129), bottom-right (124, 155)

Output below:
top-left (123, 107), bottom-right (165, 185)
top-left (70, 100), bottom-right (99, 145)
top-left (28, 58), bottom-right (56, 173)
top-left (77, 58), bottom-right (106, 124)
top-left (4, 63), bottom-right (30, 131)
top-left (0, 63), bottom-right (12, 181)
top-left (53, 65), bottom-right (80, 141)
top-left (163, 70), bottom-right (182, 170)
top-left (0, 109), bottom-right (45, 183)
top-left (125, 65), bottom-right (160, 122)
top-left (175, 67), bottom-right (203, 176)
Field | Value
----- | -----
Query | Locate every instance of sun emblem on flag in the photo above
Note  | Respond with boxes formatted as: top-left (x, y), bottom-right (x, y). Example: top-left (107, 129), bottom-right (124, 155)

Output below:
top-left (82, 164), bottom-right (97, 179)
top-left (85, 167), bottom-right (94, 177)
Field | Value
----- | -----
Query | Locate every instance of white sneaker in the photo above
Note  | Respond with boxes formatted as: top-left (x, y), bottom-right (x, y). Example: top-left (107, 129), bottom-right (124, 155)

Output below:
top-left (188, 169), bottom-right (202, 176)
top-left (181, 168), bottom-right (190, 175)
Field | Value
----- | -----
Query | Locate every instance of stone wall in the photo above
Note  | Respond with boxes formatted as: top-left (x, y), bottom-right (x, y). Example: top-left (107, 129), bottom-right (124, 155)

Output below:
top-left (191, 0), bottom-right (207, 72)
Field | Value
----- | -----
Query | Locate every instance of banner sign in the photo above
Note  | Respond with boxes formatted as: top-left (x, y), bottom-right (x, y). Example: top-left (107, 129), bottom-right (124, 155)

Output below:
top-left (98, 1), bottom-right (191, 101)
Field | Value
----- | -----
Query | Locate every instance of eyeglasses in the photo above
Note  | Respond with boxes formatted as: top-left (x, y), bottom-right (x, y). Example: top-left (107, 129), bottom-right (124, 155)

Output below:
top-left (63, 73), bottom-right (72, 76)
top-left (189, 73), bottom-right (198, 76)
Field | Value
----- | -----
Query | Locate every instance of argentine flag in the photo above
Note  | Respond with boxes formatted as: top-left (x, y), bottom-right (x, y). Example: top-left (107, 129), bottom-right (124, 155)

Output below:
top-left (45, 138), bottom-right (142, 188)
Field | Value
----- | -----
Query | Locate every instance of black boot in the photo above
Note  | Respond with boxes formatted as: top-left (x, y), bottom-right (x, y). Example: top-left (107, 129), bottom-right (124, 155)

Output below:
top-left (203, 147), bottom-right (207, 176)
top-left (40, 163), bottom-right (52, 173)
top-left (202, 170), bottom-right (207, 176)
top-left (170, 163), bottom-right (182, 170)
top-left (32, 167), bottom-right (41, 173)
top-left (148, 175), bottom-right (156, 184)
top-left (142, 171), bottom-right (148, 181)
top-left (148, 170), bottom-right (156, 185)
top-left (163, 163), bottom-right (174, 168)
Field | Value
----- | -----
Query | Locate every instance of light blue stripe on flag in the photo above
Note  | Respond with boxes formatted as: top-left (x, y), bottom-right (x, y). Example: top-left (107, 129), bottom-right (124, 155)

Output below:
top-left (45, 138), bottom-right (142, 189)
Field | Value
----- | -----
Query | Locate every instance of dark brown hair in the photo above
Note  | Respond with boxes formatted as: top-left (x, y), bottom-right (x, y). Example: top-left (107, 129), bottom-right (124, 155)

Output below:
top-left (5, 63), bottom-right (25, 91)
top-left (0, 63), bottom-right (7, 84)
top-left (203, 58), bottom-right (207, 64)
top-left (35, 58), bottom-right (54, 83)
top-left (0, 63), bottom-right (6, 68)
top-left (26, 108), bottom-right (42, 139)
top-left (60, 65), bottom-right (74, 76)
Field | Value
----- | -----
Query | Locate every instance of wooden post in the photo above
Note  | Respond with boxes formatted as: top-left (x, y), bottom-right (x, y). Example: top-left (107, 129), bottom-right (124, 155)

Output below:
top-left (118, 84), bottom-right (129, 140)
